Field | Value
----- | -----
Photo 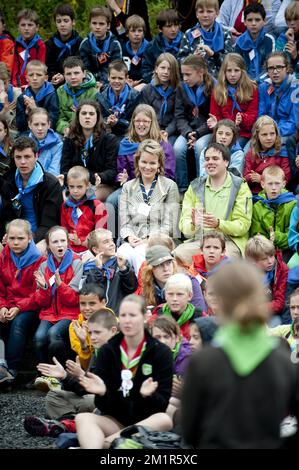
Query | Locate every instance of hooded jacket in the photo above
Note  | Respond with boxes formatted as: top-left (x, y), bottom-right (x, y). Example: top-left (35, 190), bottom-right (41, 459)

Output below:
top-left (56, 71), bottom-right (97, 134)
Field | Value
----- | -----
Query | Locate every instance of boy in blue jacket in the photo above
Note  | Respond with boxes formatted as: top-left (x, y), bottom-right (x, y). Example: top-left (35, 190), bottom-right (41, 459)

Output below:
top-left (79, 5), bottom-right (122, 89)
top-left (97, 60), bottom-right (140, 140)
top-left (16, 60), bottom-right (59, 133)
top-left (142, 9), bottom-right (183, 84)
top-left (235, 3), bottom-right (275, 81)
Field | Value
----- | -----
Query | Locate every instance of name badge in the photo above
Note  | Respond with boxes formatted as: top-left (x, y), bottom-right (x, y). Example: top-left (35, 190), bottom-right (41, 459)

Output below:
top-left (249, 49), bottom-right (255, 61)
top-left (138, 203), bottom-right (151, 217)
top-left (20, 50), bottom-right (28, 61)
top-left (131, 55), bottom-right (141, 66)
top-left (76, 207), bottom-right (83, 218)
top-left (116, 23), bottom-right (126, 35)
top-left (98, 53), bottom-right (108, 64)
top-left (49, 275), bottom-right (56, 286)
top-left (192, 28), bottom-right (201, 39)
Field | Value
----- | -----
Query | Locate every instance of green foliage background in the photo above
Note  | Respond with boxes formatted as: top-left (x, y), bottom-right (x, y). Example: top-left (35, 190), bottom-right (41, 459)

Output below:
top-left (3, 0), bottom-right (170, 39)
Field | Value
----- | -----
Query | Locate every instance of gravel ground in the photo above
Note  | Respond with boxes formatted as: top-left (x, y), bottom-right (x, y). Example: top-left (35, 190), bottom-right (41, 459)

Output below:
top-left (0, 388), bottom-right (56, 449)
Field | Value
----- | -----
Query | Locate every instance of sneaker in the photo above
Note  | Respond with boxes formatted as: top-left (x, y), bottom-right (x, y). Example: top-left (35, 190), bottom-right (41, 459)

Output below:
top-left (34, 376), bottom-right (61, 392)
top-left (24, 416), bottom-right (66, 437)
top-left (0, 365), bottom-right (14, 383)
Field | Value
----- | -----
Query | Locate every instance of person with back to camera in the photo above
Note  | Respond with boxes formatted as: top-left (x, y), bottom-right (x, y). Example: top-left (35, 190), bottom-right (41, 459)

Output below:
top-left (181, 260), bottom-right (299, 449)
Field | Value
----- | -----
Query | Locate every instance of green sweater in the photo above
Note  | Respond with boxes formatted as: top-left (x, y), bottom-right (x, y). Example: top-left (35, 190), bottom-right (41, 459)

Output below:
top-left (56, 71), bottom-right (97, 134)
top-left (250, 189), bottom-right (297, 250)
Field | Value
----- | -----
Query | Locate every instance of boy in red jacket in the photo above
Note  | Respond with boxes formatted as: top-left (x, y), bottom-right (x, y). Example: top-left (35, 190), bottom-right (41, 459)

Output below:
top-left (245, 234), bottom-right (288, 325)
top-left (12, 9), bottom-right (46, 88)
top-left (61, 166), bottom-right (107, 254)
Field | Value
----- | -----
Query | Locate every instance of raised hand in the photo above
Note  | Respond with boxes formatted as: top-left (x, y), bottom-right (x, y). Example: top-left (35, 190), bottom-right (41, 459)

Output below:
top-left (65, 356), bottom-right (85, 378)
top-left (140, 377), bottom-right (158, 397)
top-left (79, 372), bottom-right (107, 395)
top-left (37, 356), bottom-right (67, 379)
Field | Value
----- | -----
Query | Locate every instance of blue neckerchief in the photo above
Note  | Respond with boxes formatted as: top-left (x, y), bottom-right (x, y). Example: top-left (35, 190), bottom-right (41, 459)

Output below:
top-left (259, 146), bottom-right (288, 158)
top-left (88, 32), bottom-right (111, 55)
top-left (10, 240), bottom-right (41, 281)
top-left (107, 84), bottom-right (130, 116)
top-left (151, 81), bottom-right (174, 119)
top-left (227, 85), bottom-right (241, 113)
top-left (264, 268), bottom-right (275, 287)
top-left (183, 82), bottom-right (206, 107)
top-left (24, 81), bottom-right (55, 104)
top-left (16, 34), bottom-right (42, 75)
top-left (118, 138), bottom-right (138, 156)
top-left (83, 259), bottom-right (97, 273)
top-left (47, 248), bottom-right (74, 296)
top-left (154, 282), bottom-right (165, 304)
top-left (14, 162), bottom-right (44, 202)
top-left (231, 141), bottom-right (242, 153)
top-left (125, 39), bottom-right (148, 61)
top-left (237, 28), bottom-right (265, 78)
top-left (80, 134), bottom-right (94, 167)
top-left (63, 82), bottom-right (87, 108)
top-left (252, 191), bottom-right (297, 207)
top-left (64, 194), bottom-right (96, 226)
top-left (199, 22), bottom-right (224, 52)
top-left (102, 257), bottom-right (116, 280)
top-left (289, 265), bottom-right (299, 285)
top-left (139, 175), bottom-right (157, 205)
top-left (270, 75), bottom-right (292, 122)
top-left (29, 128), bottom-right (61, 153)
top-left (53, 34), bottom-right (80, 60)
top-left (0, 84), bottom-right (14, 112)
top-left (162, 31), bottom-right (183, 53)
top-left (0, 144), bottom-right (7, 159)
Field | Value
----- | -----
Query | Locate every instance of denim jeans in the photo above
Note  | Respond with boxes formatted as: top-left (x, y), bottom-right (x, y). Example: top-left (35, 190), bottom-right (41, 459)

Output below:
top-left (34, 319), bottom-right (73, 365)
top-left (0, 310), bottom-right (39, 372)
top-left (174, 134), bottom-right (211, 191)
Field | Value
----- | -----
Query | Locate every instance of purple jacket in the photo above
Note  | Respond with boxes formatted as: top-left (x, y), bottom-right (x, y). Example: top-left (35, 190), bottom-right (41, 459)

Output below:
top-left (174, 338), bottom-right (192, 377)
top-left (117, 139), bottom-right (175, 181)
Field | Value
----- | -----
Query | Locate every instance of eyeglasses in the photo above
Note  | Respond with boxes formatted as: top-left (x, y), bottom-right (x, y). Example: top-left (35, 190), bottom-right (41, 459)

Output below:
top-left (134, 119), bottom-right (151, 124)
top-left (267, 65), bottom-right (287, 73)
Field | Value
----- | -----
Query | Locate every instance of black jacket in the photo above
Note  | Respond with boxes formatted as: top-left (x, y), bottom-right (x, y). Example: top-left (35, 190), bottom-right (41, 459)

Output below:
top-left (84, 259), bottom-right (138, 314)
top-left (46, 31), bottom-right (83, 81)
top-left (141, 83), bottom-right (177, 137)
top-left (182, 340), bottom-right (299, 449)
top-left (94, 331), bottom-right (173, 425)
top-left (175, 83), bottom-right (211, 139)
top-left (0, 164), bottom-right (63, 242)
top-left (60, 132), bottom-right (118, 185)
top-left (16, 87), bottom-right (59, 132)
top-left (97, 86), bottom-right (141, 137)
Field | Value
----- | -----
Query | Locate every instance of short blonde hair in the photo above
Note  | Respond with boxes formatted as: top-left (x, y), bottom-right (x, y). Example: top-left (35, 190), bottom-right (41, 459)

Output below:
top-left (87, 228), bottom-right (112, 251)
top-left (245, 235), bottom-right (275, 260)
top-left (134, 139), bottom-right (165, 177)
top-left (67, 166), bottom-right (90, 184)
top-left (165, 273), bottom-right (193, 295)
top-left (261, 165), bottom-right (286, 181)
top-left (6, 219), bottom-right (32, 237)
top-left (196, 0), bottom-right (219, 12)
top-left (125, 14), bottom-right (146, 32)
top-left (285, 1), bottom-right (299, 20)
top-left (26, 60), bottom-right (48, 75)
top-left (209, 260), bottom-right (270, 328)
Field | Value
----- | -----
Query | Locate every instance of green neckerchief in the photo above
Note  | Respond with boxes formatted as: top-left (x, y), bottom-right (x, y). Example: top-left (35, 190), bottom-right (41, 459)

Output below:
top-left (214, 322), bottom-right (278, 376)
top-left (163, 303), bottom-right (195, 326)
top-left (172, 341), bottom-right (181, 360)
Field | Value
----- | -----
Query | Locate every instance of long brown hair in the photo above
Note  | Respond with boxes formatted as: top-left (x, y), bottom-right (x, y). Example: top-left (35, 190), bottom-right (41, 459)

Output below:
top-left (0, 116), bottom-right (11, 153)
top-left (214, 53), bottom-right (256, 106)
top-left (141, 260), bottom-right (177, 307)
top-left (68, 100), bottom-right (105, 147)
top-left (181, 55), bottom-right (214, 97)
